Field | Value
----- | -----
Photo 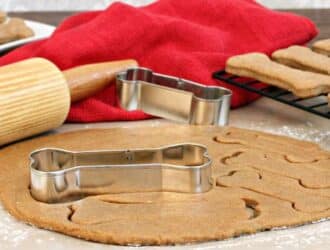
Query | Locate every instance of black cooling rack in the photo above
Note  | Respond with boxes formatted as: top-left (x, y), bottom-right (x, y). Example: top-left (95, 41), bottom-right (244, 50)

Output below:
top-left (213, 70), bottom-right (330, 119)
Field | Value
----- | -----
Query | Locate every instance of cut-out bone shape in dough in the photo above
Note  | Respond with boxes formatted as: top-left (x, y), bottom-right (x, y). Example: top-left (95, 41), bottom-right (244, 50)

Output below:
top-left (217, 170), bottom-right (330, 213)
top-left (221, 150), bottom-right (330, 189)
top-left (214, 127), bottom-right (329, 163)
top-left (68, 190), bottom-right (251, 226)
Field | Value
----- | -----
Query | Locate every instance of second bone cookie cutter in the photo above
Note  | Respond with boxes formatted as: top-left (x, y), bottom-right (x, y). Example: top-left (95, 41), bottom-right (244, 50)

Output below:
top-left (30, 143), bottom-right (212, 203)
top-left (116, 68), bottom-right (232, 126)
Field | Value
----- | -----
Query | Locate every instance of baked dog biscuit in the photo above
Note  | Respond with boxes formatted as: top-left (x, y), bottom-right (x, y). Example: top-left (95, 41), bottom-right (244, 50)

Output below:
top-left (312, 39), bottom-right (330, 56)
top-left (0, 11), bottom-right (6, 23)
top-left (272, 46), bottom-right (330, 75)
top-left (226, 53), bottom-right (330, 98)
top-left (0, 18), bottom-right (34, 44)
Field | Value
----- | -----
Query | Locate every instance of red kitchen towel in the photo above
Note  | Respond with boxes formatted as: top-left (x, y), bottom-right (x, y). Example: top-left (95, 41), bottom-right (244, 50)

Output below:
top-left (0, 0), bottom-right (317, 122)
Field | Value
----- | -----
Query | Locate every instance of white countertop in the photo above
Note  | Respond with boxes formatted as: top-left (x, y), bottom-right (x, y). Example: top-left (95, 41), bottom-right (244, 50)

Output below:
top-left (1, 97), bottom-right (329, 250)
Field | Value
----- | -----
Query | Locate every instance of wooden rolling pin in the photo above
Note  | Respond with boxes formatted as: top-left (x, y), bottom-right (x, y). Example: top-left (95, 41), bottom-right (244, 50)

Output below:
top-left (0, 58), bottom-right (137, 146)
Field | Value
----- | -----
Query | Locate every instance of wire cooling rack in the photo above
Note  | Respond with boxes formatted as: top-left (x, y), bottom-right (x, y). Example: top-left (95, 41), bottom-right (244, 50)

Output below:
top-left (213, 70), bottom-right (330, 119)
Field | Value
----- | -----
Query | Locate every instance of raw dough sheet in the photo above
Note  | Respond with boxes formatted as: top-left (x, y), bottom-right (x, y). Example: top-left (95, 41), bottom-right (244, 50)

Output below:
top-left (0, 125), bottom-right (330, 246)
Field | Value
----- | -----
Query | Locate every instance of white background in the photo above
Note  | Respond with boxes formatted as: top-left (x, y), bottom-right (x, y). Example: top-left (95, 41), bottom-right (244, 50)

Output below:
top-left (1, 0), bottom-right (330, 11)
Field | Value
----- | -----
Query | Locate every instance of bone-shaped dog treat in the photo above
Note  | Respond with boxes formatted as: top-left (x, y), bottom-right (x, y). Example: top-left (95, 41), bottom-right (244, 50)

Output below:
top-left (0, 18), bottom-right (34, 44)
top-left (312, 39), bottom-right (330, 56)
top-left (272, 45), bottom-right (330, 75)
top-left (226, 52), bottom-right (330, 98)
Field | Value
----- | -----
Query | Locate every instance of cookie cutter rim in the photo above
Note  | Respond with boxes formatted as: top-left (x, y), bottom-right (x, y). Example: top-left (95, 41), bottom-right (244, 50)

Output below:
top-left (29, 143), bottom-right (213, 203)
top-left (116, 67), bottom-right (232, 126)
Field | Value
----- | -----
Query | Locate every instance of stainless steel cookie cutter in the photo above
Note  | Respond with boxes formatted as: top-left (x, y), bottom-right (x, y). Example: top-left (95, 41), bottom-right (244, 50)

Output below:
top-left (116, 68), bottom-right (232, 126)
top-left (30, 143), bottom-right (212, 203)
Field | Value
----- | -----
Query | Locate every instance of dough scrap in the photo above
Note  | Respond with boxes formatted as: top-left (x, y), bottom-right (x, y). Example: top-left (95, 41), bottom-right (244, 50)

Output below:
top-left (0, 126), bottom-right (329, 246)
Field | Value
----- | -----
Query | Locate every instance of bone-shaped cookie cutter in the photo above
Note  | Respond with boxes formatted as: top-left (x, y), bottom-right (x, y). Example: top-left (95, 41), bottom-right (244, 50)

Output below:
top-left (30, 143), bottom-right (212, 203)
top-left (116, 68), bottom-right (232, 126)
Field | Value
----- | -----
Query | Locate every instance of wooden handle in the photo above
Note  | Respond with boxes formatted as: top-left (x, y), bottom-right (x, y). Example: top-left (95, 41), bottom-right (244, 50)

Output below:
top-left (63, 59), bottom-right (138, 103)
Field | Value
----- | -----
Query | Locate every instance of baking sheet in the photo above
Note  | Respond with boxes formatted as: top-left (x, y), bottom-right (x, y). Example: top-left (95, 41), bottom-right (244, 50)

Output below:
top-left (0, 97), bottom-right (329, 250)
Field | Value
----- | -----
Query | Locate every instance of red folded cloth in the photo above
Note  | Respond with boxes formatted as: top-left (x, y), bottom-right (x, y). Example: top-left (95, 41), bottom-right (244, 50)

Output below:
top-left (0, 0), bottom-right (317, 122)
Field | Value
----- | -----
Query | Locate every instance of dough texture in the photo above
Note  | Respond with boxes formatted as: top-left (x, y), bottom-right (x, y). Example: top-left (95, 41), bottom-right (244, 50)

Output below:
top-left (0, 126), bottom-right (330, 246)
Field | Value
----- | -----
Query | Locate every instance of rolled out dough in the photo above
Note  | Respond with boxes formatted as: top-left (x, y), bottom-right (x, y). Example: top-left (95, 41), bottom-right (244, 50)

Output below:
top-left (0, 126), bottom-right (329, 245)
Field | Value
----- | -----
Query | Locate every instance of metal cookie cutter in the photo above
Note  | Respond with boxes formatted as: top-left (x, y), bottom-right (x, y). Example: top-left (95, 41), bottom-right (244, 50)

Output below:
top-left (116, 68), bottom-right (232, 126)
top-left (30, 143), bottom-right (212, 203)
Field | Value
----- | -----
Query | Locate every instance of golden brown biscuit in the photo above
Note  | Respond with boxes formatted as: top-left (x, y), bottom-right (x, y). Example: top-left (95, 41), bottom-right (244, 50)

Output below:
top-left (0, 126), bottom-right (329, 245)
top-left (226, 52), bottom-right (330, 97)
top-left (0, 17), bottom-right (34, 44)
top-left (312, 39), bottom-right (330, 56)
top-left (272, 45), bottom-right (330, 75)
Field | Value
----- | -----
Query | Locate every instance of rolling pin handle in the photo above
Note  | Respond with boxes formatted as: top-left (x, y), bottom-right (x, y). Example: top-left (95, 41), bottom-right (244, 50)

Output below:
top-left (63, 59), bottom-right (138, 103)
